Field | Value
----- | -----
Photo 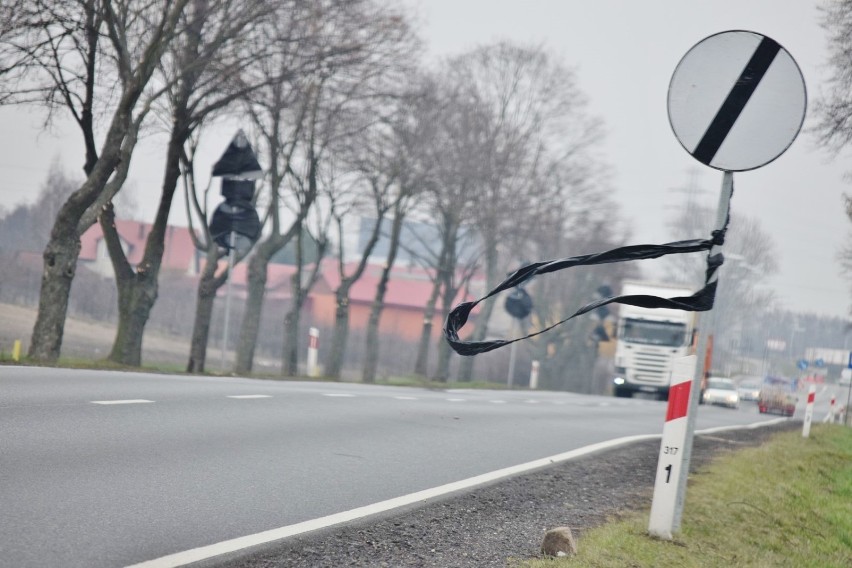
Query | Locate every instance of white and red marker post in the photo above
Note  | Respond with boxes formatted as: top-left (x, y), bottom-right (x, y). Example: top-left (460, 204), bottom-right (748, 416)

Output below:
top-left (529, 360), bottom-right (540, 390)
top-left (307, 327), bottom-right (319, 378)
top-left (802, 384), bottom-right (816, 437)
top-left (648, 355), bottom-right (697, 540)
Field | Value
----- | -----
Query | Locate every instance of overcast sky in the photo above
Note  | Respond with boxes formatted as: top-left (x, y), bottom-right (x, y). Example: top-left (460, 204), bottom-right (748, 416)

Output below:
top-left (0, 0), bottom-right (849, 319)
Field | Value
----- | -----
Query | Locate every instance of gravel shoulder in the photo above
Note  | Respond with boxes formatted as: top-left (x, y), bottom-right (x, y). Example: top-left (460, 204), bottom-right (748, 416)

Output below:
top-left (202, 421), bottom-right (798, 568)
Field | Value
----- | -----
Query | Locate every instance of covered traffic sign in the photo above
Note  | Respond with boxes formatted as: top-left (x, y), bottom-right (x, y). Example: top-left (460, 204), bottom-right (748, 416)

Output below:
top-left (668, 30), bottom-right (806, 172)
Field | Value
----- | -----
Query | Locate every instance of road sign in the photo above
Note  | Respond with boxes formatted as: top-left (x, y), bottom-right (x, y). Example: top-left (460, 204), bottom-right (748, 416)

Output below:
top-left (848, 351), bottom-right (852, 369)
top-left (814, 358), bottom-right (825, 368)
top-left (797, 359), bottom-right (809, 371)
top-left (668, 30), bottom-right (806, 171)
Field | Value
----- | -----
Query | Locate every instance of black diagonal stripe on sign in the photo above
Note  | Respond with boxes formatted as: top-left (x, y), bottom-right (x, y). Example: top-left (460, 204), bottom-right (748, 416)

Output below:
top-left (692, 36), bottom-right (780, 165)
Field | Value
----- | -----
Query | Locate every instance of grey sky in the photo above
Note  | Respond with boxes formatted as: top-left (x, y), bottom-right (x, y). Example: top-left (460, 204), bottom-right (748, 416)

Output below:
top-left (0, 0), bottom-right (848, 318)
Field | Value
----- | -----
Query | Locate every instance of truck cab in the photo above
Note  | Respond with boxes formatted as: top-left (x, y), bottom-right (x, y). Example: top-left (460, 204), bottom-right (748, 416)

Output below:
top-left (612, 281), bottom-right (696, 400)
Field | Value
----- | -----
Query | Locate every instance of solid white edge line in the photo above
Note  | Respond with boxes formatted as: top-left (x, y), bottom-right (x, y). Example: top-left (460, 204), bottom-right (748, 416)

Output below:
top-left (125, 418), bottom-right (787, 568)
top-left (91, 400), bottom-right (154, 405)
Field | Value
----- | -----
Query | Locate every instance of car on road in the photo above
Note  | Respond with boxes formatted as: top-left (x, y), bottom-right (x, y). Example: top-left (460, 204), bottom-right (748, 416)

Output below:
top-left (736, 377), bottom-right (761, 402)
top-left (701, 378), bottom-right (740, 409)
top-left (758, 376), bottom-right (798, 417)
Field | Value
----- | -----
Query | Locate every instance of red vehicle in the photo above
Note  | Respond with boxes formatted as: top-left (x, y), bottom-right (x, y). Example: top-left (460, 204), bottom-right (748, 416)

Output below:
top-left (757, 376), bottom-right (798, 417)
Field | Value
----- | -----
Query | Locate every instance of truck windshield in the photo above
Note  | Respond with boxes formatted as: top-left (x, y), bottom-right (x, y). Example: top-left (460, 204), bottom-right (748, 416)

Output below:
top-left (621, 319), bottom-right (687, 347)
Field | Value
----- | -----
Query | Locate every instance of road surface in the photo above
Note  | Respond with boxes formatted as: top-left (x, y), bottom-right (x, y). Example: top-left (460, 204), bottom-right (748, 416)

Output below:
top-left (1, 366), bottom-right (818, 567)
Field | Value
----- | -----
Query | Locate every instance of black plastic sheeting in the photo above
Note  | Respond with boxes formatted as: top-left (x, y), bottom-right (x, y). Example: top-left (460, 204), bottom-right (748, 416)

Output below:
top-left (209, 200), bottom-right (261, 249)
top-left (443, 191), bottom-right (732, 357)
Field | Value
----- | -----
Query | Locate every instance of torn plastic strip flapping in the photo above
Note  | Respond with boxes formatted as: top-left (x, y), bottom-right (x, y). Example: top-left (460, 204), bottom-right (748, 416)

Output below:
top-left (443, 205), bottom-right (731, 357)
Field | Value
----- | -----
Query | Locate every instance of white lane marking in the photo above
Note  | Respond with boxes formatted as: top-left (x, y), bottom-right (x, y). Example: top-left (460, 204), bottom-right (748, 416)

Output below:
top-left (489, 400), bottom-right (507, 404)
top-left (394, 396), bottom-right (418, 401)
top-left (446, 398), bottom-right (466, 402)
top-left (524, 399), bottom-right (540, 404)
top-left (227, 395), bottom-right (272, 399)
top-left (90, 399), bottom-right (154, 405)
top-left (127, 418), bottom-right (787, 568)
top-left (323, 393), bottom-right (356, 398)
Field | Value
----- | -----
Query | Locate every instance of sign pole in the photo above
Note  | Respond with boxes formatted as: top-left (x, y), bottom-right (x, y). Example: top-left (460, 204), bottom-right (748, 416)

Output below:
top-left (671, 170), bottom-right (733, 532)
top-left (221, 232), bottom-right (236, 370)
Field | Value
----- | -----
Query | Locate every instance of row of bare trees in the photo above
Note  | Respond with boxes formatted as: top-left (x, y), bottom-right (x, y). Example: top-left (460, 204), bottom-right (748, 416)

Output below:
top-left (1, 0), bottom-right (621, 385)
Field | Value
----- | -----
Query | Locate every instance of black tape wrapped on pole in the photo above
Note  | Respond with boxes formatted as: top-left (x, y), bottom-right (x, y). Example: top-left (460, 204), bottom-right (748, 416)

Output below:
top-left (443, 188), bottom-right (732, 356)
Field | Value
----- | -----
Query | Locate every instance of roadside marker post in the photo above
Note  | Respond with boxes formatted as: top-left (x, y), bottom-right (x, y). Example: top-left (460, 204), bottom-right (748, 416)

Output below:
top-left (12, 339), bottom-right (21, 362)
top-left (307, 327), bottom-right (319, 378)
top-left (802, 384), bottom-right (816, 437)
top-left (529, 360), bottom-right (540, 390)
top-left (648, 355), bottom-right (697, 540)
top-left (824, 395), bottom-right (836, 424)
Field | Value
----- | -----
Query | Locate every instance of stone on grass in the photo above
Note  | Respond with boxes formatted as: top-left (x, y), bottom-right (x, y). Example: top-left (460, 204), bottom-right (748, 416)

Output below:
top-left (541, 526), bottom-right (577, 557)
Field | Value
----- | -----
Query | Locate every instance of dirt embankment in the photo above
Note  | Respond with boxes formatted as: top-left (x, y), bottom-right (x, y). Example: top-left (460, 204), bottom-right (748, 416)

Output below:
top-left (0, 302), bottom-right (190, 367)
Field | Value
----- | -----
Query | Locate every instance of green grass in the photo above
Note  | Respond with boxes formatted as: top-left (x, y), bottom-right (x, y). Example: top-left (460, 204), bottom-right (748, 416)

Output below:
top-left (523, 424), bottom-right (852, 568)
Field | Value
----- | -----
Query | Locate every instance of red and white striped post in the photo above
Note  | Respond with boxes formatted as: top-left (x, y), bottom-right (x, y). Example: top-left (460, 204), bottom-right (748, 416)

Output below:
top-left (649, 355), bottom-right (697, 540)
top-left (802, 384), bottom-right (816, 437)
top-left (824, 395), bottom-right (836, 424)
top-left (529, 360), bottom-right (540, 390)
top-left (307, 327), bottom-right (319, 378)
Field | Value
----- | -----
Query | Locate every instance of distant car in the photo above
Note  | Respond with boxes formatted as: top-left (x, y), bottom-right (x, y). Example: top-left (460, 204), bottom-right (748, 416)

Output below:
top-left (701, 378), bottom-right (740, 409)
top-left (758, 376), bottom-right (798, 417)
top-left (736, 378), bottom-right (761, 402)
top-left (839, 375), bottom-right (851, 388)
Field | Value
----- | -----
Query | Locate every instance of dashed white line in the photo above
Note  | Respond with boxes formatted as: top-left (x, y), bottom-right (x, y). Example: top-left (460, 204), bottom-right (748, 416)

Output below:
top-left (446, 398), bottom-right (466, 403)
top-left (323, 393), bottom-right (356, 398)
top-left (489, 400), bottom-right (507, 404)
top-left (394, 396), bottom-right (418, 400)
top-left (91, 399), bottom-right (154, 405)
top-left (227, 395), bottom-right (272, 399)
top-left (524, 399), bottom-right (540, 404)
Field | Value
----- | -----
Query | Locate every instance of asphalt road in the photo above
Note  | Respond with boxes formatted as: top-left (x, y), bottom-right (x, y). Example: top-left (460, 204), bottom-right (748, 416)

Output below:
top-left (0, 367), bottom-right (828, 568)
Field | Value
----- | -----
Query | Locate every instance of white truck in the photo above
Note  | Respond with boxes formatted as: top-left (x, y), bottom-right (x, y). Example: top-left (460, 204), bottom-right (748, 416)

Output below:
top-left (612, 280), bottom-right (696, 399)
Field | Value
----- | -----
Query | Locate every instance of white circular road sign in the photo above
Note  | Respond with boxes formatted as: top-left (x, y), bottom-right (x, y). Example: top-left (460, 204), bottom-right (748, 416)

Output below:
top-left (668, 30), bottom-right (806, 172)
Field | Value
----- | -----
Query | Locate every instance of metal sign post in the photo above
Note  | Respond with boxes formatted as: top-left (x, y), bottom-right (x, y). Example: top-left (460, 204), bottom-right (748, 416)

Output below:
top-left (220, 231), bottom-right (236, 370)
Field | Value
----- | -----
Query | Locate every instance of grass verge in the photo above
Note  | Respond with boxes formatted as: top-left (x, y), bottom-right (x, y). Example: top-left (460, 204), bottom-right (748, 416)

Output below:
top-left (523, 424), bottom-right (852, 568)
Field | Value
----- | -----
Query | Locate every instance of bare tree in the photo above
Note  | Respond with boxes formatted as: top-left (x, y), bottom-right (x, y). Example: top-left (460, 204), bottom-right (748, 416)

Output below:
top-left (443, 42), bottom-right (606, 382)
top-left (97, 0), bottom-right (273, 367)
top-left (181, 130), bottom-right (254, 373)
top-left (0, 0), bottom-right (191, 361)
top-left (813, 0), bottom-right (852, 313)
top-left (231, 0), bottom-right (418, 374)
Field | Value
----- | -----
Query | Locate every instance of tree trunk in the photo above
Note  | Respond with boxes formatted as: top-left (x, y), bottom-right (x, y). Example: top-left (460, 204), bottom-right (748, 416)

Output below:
top-left (362, 204), bottom-right (405, 383)
top-left (29, 137), bottom-right (126, 361)
top-left (281, 304), bottom-right (301, 376)
top-left (234, 246), bottom-right (271, 374)
top-left (105, 119), bottom-right (187, 366)
top-left (325, 288), bottom-right (351, 379)
top-left (413, 278), bottom-right (441, 377)
top-left (28, 228), bottom-right (81, 361)
top-left (456, 239), bottom-right (499, 381)
top-left (187, 253), bottom-right (227, 373)
top-left (431, 217), bottom-right (461, 382)
top-left (236, 220), bottom-right (304, 373)
top-left (108, 274), bottom-right (157, 366)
